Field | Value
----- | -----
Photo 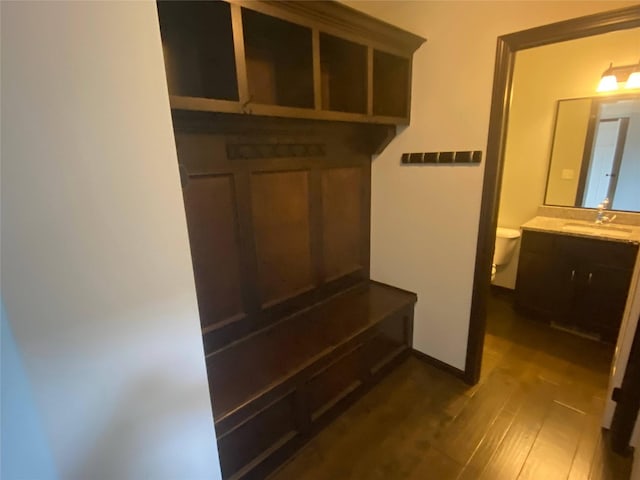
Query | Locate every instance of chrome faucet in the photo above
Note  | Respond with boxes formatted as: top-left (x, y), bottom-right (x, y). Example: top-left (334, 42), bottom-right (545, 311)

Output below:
top-left (595, 198), bottom-right (616, 224)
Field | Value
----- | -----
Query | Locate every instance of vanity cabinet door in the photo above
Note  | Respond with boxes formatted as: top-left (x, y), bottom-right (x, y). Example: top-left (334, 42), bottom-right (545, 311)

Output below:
top-left (515, 249), bottom-right (573, 319)
top-left (516, 230), bottom-right (638, 343)
top-left (516, 231), bottom-right (574, 319)
top-left (574, 258), bottom-right (635, 343)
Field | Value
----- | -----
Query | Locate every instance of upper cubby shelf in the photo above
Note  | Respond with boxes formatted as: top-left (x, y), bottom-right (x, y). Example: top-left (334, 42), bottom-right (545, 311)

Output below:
top-left (243, 9), bottom-right (315, 109)
top-left (157, 0), bottom-right (426, 125)
top-left (373, 50), bottom-right (410, 118)
top-left (158, 1), bottom-right (238, 102)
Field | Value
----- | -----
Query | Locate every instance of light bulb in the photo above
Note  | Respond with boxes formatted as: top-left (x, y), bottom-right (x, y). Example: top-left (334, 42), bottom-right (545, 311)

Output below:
top-left (625, 71), bottom-right (640, 89)
top-left (597, 74), bottom-right (619, 92)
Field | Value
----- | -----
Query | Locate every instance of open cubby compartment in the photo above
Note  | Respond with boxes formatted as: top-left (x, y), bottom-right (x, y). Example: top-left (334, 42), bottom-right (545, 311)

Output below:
top-left (320, 33), bottom-right (367, 114)
top-left (373, 50), bottom-right (410, 118)
top-left (242, 8), bottom-right (314, 109)
top-left (157, 1), bottom-right (238, 101)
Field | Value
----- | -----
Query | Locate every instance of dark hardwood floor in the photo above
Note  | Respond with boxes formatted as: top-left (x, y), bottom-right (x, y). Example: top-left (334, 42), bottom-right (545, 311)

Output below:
top-left (269, 290), bottom-right (632, 479)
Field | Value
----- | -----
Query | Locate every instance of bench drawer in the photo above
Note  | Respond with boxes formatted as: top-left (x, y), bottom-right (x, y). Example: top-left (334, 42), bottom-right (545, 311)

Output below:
top-left (217, 391), bottom-right (298, 478)
top-left (307, 345), bottom-right (365, 422)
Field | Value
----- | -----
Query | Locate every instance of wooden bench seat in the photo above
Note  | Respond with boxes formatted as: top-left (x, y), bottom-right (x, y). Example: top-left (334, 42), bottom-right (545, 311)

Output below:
top-left (207, 281), bottom-right (416, 479)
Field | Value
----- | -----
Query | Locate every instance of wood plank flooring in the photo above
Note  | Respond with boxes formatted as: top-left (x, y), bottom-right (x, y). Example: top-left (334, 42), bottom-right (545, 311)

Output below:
top-left (269, 291), bottom-right (632, 480)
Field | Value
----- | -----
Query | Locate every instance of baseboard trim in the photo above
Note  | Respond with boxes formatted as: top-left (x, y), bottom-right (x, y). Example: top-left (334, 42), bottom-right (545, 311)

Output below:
top-left (411, 349), bottom-right (466, 381)
top-left (490, 284), bottom-right (515, 297)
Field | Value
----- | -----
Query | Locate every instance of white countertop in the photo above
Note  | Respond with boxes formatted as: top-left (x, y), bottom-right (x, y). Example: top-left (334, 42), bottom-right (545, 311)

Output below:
top-left (521, 216), bottom-right (640, 244)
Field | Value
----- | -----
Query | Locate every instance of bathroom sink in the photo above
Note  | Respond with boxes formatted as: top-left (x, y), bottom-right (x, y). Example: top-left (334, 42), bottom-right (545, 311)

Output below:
top-left (561, 222), bottom-right (632, 239)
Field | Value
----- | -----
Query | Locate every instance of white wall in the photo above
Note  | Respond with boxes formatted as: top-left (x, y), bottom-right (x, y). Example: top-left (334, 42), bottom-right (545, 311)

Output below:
top-left (494, 27), bottom-right (640, 289)
top-left (1, 309), bottom-right (58, 479)
top-left (544, 99), bottom-right (592, 207)
top-left (342, 0), bottom-right (636, 369)
top-left (1, 2), bottom-right (221, 479)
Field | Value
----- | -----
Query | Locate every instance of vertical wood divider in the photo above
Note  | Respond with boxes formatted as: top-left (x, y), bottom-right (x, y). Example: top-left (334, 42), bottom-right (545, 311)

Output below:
top-left (312, 29), bottom-right (323, 111)
top-left (233, 171), bottom-right (262, 318)
top-left (361, 162), bottom-right (372, 278)
top-left (404, 54), bottom-right (413, 121)
top-left (309, 169), bottom-right (325, 288)
top-left (366, 47), bottom-right (374, 116)
top-left (231, 4), bottom-right (250, 109)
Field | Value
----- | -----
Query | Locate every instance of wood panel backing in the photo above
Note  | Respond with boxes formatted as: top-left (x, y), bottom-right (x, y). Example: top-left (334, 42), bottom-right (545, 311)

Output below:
top-left (321, 167), bottom-right (363, 281)
top-left (182, 175), bottom-right (245, 330)
top-left (251, 170), bottom-right (314, 306)
top-left (174, 116), bottom-right (374, 352)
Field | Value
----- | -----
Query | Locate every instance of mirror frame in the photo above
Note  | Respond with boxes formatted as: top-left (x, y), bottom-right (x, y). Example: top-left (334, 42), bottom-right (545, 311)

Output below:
top-left (544, 93), bottom-right (640, 211)
top-left (466, 5), bottom-right (640, 385)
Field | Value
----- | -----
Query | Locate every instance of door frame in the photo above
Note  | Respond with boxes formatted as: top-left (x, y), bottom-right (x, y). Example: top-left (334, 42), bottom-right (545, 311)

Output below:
top-left (465, 5), bottom-right (640, 385)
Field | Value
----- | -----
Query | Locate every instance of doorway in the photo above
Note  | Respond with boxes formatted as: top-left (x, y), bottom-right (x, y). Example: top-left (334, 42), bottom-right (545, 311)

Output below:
top-left (466, 0), bottom-right (640, 445)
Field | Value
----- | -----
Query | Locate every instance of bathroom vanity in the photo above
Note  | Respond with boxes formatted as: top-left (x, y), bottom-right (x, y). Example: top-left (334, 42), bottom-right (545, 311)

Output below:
top-left (515, 217), bottom-right (639, 343)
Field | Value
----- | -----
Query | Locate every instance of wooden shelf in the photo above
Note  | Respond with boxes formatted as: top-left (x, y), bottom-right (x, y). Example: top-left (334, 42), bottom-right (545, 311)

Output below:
top-left (169, 95), bottom-right (408, 126)
top-left (373, 49), bottom-right (410, 118)
top-left (158, 1), bottom-right (239, 102)
top-left (158, 1), bottom-right (424, 126)
top-left (320, 33), bottom-right (367, 114)
top-left (169, 96), bottom-right (243, 115)
top-left (243, 8), bottom-right (315, 109)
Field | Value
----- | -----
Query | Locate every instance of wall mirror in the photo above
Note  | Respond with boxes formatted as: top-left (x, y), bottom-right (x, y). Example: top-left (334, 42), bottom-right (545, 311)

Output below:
top-left (545, 93), bottom-right (640, 212)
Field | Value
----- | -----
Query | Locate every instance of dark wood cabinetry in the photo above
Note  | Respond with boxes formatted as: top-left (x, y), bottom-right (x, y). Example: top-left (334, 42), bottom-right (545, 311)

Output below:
top-left (159, 3), bottom-right (423, 477)
top-left (174, 113), bottom-right (418, 480)
top-left (158, 0), bottom-right (425, 124)
top-left (516, 230), bottom-right (637, 342)
top-left (211, 283), bottom-right (415, 479)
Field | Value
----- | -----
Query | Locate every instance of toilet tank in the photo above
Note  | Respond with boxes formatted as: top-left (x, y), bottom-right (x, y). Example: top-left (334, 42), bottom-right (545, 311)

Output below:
top-left (493, 227), bottom-right (521, 266)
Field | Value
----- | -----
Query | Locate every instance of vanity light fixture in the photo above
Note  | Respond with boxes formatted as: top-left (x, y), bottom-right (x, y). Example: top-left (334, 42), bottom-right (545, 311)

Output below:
top-left (597, 60), bottom-right (640, 92)
top-left (627, 66), bottom-right (640, 89)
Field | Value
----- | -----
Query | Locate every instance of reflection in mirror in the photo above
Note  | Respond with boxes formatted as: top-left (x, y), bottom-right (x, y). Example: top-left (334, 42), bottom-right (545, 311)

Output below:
top-left (545, 94), bottom-right (640, 212)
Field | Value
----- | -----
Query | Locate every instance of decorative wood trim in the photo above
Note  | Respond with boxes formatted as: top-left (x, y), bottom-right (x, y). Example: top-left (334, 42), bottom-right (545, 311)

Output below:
top-left (226, 142), bottom-right (326, 160)
top-left (170, 96), bottom-right (242, 115)
top-left (466, 4), bottom-right (640, 385)
top-left (248, 102), bottom-right (372, 123)
top-left (227, 0), bottom-right (426, 56)
top-left (170, 97), bottom-right (409, 126)
top-left (370, 114), bottom-right (409, 126)
top-left (201, 313), bottom-right (248, 336)
top-left (365, 125), bottom-right (397, 156)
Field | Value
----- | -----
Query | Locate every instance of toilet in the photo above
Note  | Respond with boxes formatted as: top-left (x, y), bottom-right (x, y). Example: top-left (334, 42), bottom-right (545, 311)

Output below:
top-left (492, 227), bottom-right (521, 280)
